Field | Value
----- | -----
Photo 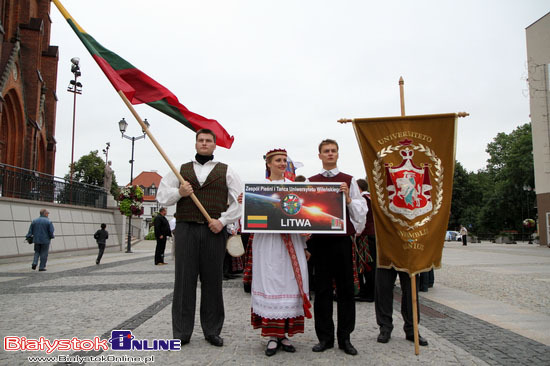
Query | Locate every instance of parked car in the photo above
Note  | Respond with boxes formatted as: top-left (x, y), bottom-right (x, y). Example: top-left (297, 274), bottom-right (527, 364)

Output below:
top-left (445, 231), bottom-right (461, 241)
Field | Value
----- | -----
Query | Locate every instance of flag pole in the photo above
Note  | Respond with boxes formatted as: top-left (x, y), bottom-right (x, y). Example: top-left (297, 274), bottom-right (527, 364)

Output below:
top-left (117, 90), bottom-right (213, 223)
top-left (400, 76), bottom-right (420, 355)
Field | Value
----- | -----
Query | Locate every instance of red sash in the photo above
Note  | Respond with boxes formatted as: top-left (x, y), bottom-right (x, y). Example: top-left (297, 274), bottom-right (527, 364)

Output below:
top-left (281, 234), bottom-right (312, 319)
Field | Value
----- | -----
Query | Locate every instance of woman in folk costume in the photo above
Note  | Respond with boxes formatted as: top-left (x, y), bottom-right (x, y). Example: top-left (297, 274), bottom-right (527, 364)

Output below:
top-left (250, 148), bottom-right (312, 356)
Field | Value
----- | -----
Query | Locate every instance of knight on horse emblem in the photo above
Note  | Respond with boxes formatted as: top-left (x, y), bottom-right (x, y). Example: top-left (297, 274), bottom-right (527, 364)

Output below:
top-left (385, 147), bottom-right (433, 220)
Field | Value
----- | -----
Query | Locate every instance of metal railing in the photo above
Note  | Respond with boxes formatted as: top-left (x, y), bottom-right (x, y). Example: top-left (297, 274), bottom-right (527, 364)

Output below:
top-left (0, 163), bottom-right (107, 208)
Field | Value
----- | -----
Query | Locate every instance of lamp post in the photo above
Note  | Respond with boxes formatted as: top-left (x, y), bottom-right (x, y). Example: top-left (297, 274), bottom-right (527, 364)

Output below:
top-left (102, 142), bottom-right (110, 163)
top-left (67, 57), bottom-right (82, 182)
top-left (119, 117), bottom-right (150, 253)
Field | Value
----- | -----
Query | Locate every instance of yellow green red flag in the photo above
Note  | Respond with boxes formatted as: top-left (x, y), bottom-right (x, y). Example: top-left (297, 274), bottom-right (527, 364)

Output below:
top-left (51, 0), bottom-right (234, 149)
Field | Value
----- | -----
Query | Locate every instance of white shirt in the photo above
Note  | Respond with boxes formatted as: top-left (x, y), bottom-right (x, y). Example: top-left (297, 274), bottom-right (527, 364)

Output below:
top-left (320, 168), bottom-right (368, 234)
top-left (156, 158), bottom-right (243, 226)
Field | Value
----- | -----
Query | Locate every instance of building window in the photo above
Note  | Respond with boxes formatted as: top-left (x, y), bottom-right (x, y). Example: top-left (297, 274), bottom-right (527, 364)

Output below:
top-left (151, 207), bottom-right (156, 215)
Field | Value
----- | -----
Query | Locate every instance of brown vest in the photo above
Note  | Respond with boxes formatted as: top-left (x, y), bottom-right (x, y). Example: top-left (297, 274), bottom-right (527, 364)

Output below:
top-left (175, 162), bottom-right (228, 222)
top-left (309, 172), bottom-right (356, 235)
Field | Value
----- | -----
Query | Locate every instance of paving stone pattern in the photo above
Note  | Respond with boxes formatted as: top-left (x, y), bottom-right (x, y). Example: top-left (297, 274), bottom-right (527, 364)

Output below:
top-left (1, 242), bottom-right (549, 365)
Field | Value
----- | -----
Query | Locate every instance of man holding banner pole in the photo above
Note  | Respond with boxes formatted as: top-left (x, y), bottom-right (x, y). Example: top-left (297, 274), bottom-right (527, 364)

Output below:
top-left (308, 139), bottom-right (367, 356)
top-left (375, 269), bottom-right (427, 346)
top-left (344, 111), bottom-right (461, 354)
top-left (157, 129), bottom-right (242, 347)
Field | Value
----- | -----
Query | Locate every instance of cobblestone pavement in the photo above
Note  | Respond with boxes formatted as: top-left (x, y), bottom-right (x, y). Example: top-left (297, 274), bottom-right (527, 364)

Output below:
top-left (1, 241), bottom-right (549, 365)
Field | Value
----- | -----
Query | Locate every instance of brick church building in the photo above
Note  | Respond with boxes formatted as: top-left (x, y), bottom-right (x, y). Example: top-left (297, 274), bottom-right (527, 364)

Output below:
top-left (0, 0), bottom-right (58, 174)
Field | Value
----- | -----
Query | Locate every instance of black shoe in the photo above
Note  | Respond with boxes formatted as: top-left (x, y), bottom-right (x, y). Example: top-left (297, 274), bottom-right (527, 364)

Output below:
top-left (377, 330), bottom-right (391, 343)
top-left (179, 337), bottom-right (190, 345)
top-left (96, 260), bottom-right (100, 265)
top-left (205, 335), bottom-right (223, 347)
top-left (312, 340), bottom-right (334, 352)
top-left (39, 268), bottom-right (46, 272)
top-left (31, 264), bottom-right (36, 270)
top-left (243, 282), bottom-right (251, 293)
top-left (278, 337), bottom-right (296, 353)
top-left (406, 334), bottom-right (428, 346)
top-left (265, 339), bottom-right (279, 356)
top-left (354, 296), bottom-right (369, 302)
top-left (338, 340), bottom-right (357, 356)
top-left (223, 273), bottom-right (237, 280)
top-left (419, 288), bottom-right (428, 292)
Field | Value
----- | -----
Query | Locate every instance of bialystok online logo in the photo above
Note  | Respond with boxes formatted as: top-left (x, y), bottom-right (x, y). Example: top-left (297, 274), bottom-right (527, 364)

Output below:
top-left (4, 330), bottom-right (181, 354)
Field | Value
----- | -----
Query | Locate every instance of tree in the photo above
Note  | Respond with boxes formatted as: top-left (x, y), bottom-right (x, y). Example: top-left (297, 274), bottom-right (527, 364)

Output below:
top-left (449, 123), bottom-right (534, 238)
top-left (481, 123), bottom-right (535, 235)
top-left (66, 150), bottom-right (119, 197)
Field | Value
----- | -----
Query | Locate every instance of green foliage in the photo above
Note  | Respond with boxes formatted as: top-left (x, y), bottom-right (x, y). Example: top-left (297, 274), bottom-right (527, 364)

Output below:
top-left (450, 123), bottom-right (535, 237)
top-left (66, 150), bottom-right (119, 197)
top-left (145, 226), bottom-right (155, 240)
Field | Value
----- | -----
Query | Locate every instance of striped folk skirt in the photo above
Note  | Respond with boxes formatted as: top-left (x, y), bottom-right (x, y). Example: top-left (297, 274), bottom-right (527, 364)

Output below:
top-left (251, 309), bottom-right (305, 337)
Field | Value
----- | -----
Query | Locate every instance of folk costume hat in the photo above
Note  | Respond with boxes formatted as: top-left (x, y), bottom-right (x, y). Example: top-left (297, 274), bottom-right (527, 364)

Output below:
top-left (264, 148), bottom-right (287, 177)
top-left (264, 148), bottom-right (287, 160)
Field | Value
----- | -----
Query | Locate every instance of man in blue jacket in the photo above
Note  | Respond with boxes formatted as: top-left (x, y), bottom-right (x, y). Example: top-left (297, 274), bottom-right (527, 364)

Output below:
top-left (26, 208), bottom-right (55, 271)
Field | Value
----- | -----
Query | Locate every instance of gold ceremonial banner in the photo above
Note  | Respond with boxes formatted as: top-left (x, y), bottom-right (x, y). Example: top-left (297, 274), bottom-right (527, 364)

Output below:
top-left (352, 113), bottom-right (457, 275)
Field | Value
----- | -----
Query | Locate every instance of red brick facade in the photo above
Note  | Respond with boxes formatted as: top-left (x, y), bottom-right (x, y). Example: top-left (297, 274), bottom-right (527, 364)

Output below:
top-left (0, 0), bottom-right (58, 174)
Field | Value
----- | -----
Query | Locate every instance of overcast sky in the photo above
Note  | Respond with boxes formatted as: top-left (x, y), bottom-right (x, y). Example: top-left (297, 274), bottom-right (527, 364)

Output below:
top-left (49, 1), bottom-right (549, 185)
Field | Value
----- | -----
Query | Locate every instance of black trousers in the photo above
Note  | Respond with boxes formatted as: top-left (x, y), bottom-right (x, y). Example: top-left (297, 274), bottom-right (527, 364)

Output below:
top-left (358, 235), bottom-right (377, 299)
top-left (375, 267), bottom-right (420, 336)
top-left (419, 269), bottom-right (434, 291)
top-left (155, 237), bottom-right (167, 264)
top-left (311, 235), bottom-right (355, 344)
top-left (172, 222), bottom-right (227, 340)
top-left (96, 243), bottom-right (105, 263)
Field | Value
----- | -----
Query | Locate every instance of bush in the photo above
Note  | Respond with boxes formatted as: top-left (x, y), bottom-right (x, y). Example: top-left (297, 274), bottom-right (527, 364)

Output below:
top-left (145, 227), bottom-right (155, 240)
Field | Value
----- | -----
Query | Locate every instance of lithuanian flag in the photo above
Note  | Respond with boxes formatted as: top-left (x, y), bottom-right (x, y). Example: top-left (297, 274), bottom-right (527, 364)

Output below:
top-left (247, 215), bottom-right (268, 229)
top-left (52, 0), bottom-right (234, 149)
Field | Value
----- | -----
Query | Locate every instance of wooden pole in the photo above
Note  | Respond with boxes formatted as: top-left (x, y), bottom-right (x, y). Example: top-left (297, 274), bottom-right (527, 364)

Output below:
top-left (117, 90), bottom-right (212, 223)
top-left (410, 274), bottom-right (420, 355)
top-left (399, 76), bottom-right (406, 116)
top-left (400, 76), bottom-right (419, 355)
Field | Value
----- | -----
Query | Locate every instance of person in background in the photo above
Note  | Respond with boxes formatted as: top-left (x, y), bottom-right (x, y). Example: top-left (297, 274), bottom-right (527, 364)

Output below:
top-left (94, 223), bottom-right (109, 265)
top-left (26, 208), bottom-right (55, 272)
top-left (154, 207), bottom-right (171, 265)
top-left (355, 178), bottom-right (376, 302)
top-left (460, 225), bottom-right (468, 246)
top-left (169, 215), bottom-right (176, 259)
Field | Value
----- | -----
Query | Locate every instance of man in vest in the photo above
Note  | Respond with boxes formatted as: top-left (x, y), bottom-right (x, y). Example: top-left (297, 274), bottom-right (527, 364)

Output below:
top-left (308, 139), bottom-right (367, 356)
top-left (157, 129), bottom-right (242, 347)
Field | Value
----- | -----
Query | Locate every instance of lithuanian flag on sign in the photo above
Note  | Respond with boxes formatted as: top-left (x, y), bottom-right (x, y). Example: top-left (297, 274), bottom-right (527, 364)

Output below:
top-left (247, 216), bottom-right (268, 229)
top-left (51, 0), bottom-right (234, 149)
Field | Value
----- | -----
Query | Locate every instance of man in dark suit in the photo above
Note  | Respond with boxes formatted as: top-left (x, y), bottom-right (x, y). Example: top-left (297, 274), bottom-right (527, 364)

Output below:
top-left (308, 139), bottom-right (367, 356)
top-left (154, 207), bottom-right (171, 265)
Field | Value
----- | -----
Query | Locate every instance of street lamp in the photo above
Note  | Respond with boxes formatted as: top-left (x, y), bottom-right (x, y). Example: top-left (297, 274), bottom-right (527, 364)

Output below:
top-left (119, 117), bottom-right (150, 253)
top-left (102, 142), bottom-right (110, 163)
top-left (67, 57), bottom-right (82, 182)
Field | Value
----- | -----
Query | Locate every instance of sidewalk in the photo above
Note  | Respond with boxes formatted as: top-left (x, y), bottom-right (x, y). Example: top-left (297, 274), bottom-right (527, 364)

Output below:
top-left (1, 240), bottom-right (549, 365)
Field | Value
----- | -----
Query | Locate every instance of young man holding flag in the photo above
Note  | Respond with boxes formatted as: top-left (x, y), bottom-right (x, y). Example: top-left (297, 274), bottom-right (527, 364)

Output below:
top-left (157, 129), bottom-right (242, 347)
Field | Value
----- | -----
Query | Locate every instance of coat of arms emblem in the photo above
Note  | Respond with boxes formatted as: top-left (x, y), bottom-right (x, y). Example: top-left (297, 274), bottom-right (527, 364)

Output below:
top-left (372, 139), bottom-right (444, 230)
top-left (386, 148), bottom-right (432, 220)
